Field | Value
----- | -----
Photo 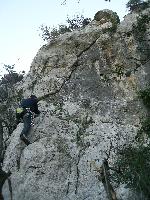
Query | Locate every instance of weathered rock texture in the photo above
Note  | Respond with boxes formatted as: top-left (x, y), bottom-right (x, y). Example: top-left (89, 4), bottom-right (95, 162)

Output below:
top-left (2, 8), bottom-right (150, 200)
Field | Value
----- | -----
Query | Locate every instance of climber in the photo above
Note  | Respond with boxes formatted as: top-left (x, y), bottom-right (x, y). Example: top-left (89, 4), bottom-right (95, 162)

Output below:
top-left (18, 95), bottom-right (40, 145)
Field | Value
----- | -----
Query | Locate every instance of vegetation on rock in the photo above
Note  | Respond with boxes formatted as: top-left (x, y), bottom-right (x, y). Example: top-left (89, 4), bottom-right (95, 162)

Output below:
top-left (132, 13), bottom-right (150, 42)
top-left (114, 144), bottom-right (150, 199)
top-left (39, 14), bottom-right (91, 42)
top-left (0, 64), bottom-right (24, 162)
top-left (126, 0), bottom-right (150, 11)
top-left (0, 64), bottom-right (24, 200)
top-left (112, 85), bottom-right (150, 199)
top-left (94, 10), bottom-right (120, 32)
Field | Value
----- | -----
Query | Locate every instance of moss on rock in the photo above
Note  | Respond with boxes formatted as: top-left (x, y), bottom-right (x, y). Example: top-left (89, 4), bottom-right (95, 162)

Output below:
top-left (94, 10), bottom-right (120, 32)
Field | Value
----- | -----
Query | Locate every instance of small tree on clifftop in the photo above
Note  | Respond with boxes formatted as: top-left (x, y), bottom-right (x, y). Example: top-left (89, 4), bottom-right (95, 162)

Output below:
top-left (126, 0), bottom-right (149, 11)
top-left (39, 14), bottom-right (91, 42)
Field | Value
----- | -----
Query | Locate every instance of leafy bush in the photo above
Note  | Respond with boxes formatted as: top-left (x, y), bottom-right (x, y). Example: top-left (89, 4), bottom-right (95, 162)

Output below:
top-left (136, 118), bottom-right (150, 140)
top-left (126, 0), bottom-right (149, 11)
top-left (131, 12), bottom-right (150, 63)
top-left (39, 24), bottom-right (71, 42)
top-left (0, 64), bottom-right (24, 134)
top-left (138, 86), bottom-right (150, 109)
top-left (132, 13), bottom-right (150, 42)
top-left (0, 64), bottom-right (24, 85)
top-left (112, 85), bottom-right (150, 199)
top-left (136, 86), bottom-right (150, 140)
top-left (39, 14), bottom-right (91, 42)
top-left (114, 144), bottom-right (150, 199)
top-left (66, 14), bottom-right (91, 31)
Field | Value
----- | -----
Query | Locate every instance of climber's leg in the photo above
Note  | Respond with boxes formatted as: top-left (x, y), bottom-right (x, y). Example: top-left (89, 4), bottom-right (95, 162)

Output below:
top-left (20, 112), bottom-right (32, 145)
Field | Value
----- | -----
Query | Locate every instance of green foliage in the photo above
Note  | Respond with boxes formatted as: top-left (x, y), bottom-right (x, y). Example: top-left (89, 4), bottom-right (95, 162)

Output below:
top-left (132, 13), bottom-right (150, 63)
top-left (94, 10), bottom-right (120, 33)
top-left (0, 85), bottom-right (8, 102)
top-left (126, 0), bottom-right (142, 10)
top-left (138, 86), bottom-right (150, 109)
top-left (112, 85), bottom-right (150, 198)
top-left (136, 118), bottom-right (150, 140)
top-left (66, 14), bottom-right (91, 31)
top-left (132, 14), bottom-right (150, 41)
top-left (114, 144), bottom-right (150, 198)
top-left (136, 86), bottom-right (150, 140)
top-left (0, 64), bottom-right (24, 102)
top-left (109, 12), bottom-right (120, 32)
top-left (126, 0), bottom-right (149, 11)
top-left (39, 14), bottom-right (91, 42)
top-left (0, 64), bottom-right (24, 136)
top-left (1, 64), bottom-right (24, 85)
top-left (39, 24), bottom-right (71, 42)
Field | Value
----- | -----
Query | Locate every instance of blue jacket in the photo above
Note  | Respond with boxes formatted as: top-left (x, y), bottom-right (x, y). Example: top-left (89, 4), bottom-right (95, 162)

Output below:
top-left (21, 97), bottom-right (40, 114)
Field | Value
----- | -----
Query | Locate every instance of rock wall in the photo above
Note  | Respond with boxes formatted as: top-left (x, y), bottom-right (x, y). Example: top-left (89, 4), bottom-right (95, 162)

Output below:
top-left (2, 8), bottom-right (150, 200)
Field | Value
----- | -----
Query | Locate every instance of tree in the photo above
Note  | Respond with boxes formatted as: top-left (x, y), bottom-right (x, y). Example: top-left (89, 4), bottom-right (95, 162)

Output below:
top-left (1, 64), bottom-right (24, 85)
top-left (112, 86), bottom-right (150, 199)
top-left (0, 64), bottom-right (24, 200)
top-left (0, 64), bottom-right (24, 136)
top-left (66, 14), bottom-right (91, 31)
top-left (113, 144), bottom-right (150, 199)
top-left (39, 14), bottom-right (91, 42)
top-left (39, 24), bottom-right (71, 42)
top-left (126, 0), bottom-right (149, 11)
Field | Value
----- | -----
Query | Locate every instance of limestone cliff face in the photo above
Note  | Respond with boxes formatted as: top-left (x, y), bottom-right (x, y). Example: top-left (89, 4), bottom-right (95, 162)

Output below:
top-left (2, 8), bottom-right (150, 200)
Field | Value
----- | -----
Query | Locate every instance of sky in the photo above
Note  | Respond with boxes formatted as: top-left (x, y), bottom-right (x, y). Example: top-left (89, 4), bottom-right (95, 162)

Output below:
top-left (0, 0), bottom-right (129, 74)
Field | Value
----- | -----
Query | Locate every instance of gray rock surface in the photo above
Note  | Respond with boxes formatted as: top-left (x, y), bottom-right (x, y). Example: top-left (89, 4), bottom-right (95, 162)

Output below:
top-left (2, 8), bottom-right (150, 200)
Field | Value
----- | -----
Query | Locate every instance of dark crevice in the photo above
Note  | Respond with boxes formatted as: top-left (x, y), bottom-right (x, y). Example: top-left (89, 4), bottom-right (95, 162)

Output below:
top-left (0, 168), bottom-right (11, 200)
top-left (16, 157), bottom-right (21, 171)
top-left (28, 165), bottom-right (42, 169)
top-left (66, 163), bottom-right (72, 195)
top-left (66, 181), bottom-right (71, 195)
top-left (8, 178), bottom-right (13, 200)
top-left (75, 151), bottom-right (81, 194)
